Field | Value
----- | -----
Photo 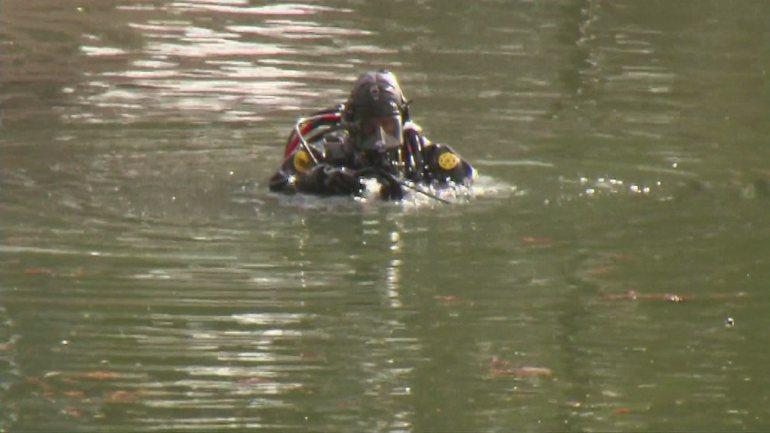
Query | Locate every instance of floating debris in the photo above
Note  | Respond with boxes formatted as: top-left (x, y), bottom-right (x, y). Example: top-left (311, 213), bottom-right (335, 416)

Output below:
top-left (72, 371), bottom-right (121, 381)
top-left (238, 376), bottom-right (269, 386)
top-left (433, 295), bottom-right (461, 303)
top-left (24, 267), bottom-right (57, 277)
top-left (23, 267), bottom-right (87, 278)
top-left (521, 236), bottom-right (554, 247)
top-left (489, 357), bottom-right (552, 378)
top-left (603, 290), bottom-right (747, 303)
top-left (105, 390), bottom-right (139, 403)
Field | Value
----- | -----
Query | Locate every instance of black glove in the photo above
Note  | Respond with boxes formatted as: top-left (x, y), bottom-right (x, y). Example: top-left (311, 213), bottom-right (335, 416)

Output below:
top-left (379, 179), bottom-right (404, 200)
top-left (322, 167), bottom-right (364, 196)
top-left (375, 171), bottom-right (404, 201)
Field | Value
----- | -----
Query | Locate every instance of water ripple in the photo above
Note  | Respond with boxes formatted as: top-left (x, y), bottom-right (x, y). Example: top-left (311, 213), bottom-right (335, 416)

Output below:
top-left (58, 2), bottom-right (375, 125)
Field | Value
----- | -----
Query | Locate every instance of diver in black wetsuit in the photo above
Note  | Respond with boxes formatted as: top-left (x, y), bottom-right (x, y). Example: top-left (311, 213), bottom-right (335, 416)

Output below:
top-left (268, 70), bottom-right (476, 200)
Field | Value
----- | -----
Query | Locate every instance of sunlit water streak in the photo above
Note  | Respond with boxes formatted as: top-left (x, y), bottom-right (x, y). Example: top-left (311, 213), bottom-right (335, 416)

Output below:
top-left (65, 1), bottom-right (381, 126)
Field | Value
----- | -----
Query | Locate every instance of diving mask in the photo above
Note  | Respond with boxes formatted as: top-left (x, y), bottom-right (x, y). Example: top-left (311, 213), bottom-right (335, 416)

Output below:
top-left (356, 115), bottom-right (403, 153)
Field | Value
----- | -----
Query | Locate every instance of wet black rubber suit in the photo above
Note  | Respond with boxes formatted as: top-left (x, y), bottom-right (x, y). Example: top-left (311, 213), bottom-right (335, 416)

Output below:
top-left (268, 71), bottom-right (476, 200)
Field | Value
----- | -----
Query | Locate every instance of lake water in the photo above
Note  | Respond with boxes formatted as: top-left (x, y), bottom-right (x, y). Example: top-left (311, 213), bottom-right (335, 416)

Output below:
top-left (2, 0), bottom-right (770, 431)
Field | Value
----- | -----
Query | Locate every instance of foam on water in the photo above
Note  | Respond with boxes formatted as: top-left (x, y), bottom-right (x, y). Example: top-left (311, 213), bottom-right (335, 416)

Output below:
top-left (263, 174), bottom-right (515, 211)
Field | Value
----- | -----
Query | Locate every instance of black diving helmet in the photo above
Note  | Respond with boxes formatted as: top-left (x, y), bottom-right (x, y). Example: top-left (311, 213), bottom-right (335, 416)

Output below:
top-left (344, 70), bottom-right (408, 154)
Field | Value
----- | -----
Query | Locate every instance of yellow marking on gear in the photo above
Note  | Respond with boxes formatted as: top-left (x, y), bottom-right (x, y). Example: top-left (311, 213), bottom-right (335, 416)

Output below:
top-left (293, 150), bottom-right (313, 173)
top-left (438, 152), bottom-right (460, 171)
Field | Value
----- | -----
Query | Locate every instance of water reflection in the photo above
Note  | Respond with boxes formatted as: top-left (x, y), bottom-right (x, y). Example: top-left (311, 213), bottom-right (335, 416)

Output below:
top-left (97, 1), bottom-right (396, 125)
top-left (1, 0), bottom-right (389, 127)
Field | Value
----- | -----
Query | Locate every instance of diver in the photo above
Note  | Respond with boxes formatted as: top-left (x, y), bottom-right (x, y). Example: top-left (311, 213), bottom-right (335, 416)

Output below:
top-left (268, 70), bottom-right (476, 201)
